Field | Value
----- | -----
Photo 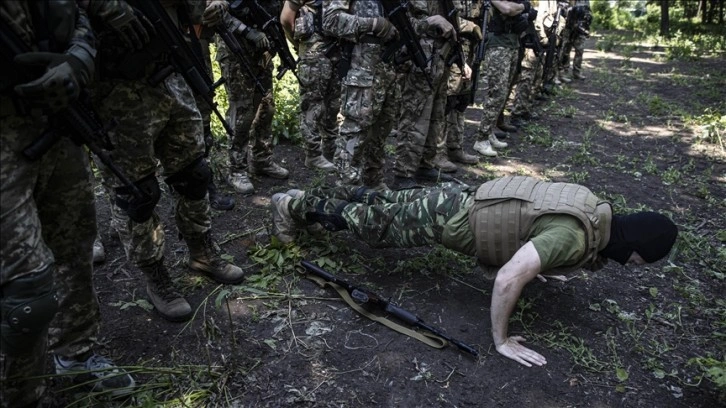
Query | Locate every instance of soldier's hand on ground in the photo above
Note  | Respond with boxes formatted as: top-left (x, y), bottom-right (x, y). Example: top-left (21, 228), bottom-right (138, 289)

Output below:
top-left (495, 336), bottom-right (547, 367)
top-left (203, 0), bottom-right (228, 27)
top-left (99, 1), bottom-right (154, 50)
top-left (424, 15), bottom-right (456, 40)
top-left (14, 52), bottom-right (88, 112)
top-left (245, 28), bottom-right (270, 49)
top-left (372, 17), bottom-right (398, 43)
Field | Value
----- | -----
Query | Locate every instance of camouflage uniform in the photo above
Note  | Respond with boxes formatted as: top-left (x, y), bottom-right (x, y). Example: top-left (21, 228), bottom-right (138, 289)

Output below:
top-left (0, 3), bottom-right (98, 406)
top-left (559, 0), bottom-right (590, 78)
top-left (289, 183), bottom-right (475, 248)
top-left (290, 0), bottom-right (341, 163)
top-left (216, 0), bottom-right (282, 180)
top-left (511, 45), bottom-right (543, 118)
top-left (393, 0), bottom-right (461, 180)
top-left (475, 4), bottom-right (521, 143)
top-left (322, 0), bottom-right (400, 186)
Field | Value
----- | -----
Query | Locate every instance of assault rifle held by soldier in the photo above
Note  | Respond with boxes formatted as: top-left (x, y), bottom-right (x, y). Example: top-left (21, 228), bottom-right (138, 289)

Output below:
top-left (0, 18), bottom-right (144, 200)
top-left (215, 25), bottom-right (267, 93)
top-left (301, 260), bottom-right (480, 357)
top-left (229, 0), bottom-right (298, 81)
top-left (541, 1), bottom-right (568, 89)
top-left (129, 0), bottom-right (235, 137)
top-left (379, 0), bottom-right (433, 88)
top-left (469, 0), bottom-right (490, 104)
top-left (441, 0), bottom-right (467, 71)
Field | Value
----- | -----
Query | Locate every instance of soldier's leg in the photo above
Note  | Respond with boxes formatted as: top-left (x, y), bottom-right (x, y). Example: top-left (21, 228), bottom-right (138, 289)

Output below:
top-left (249, 63), bottom-right (288, 179)
top-left (573, 36), bottom-right (586, 78)
top-left (298, 48), bottom-right (336, 170)
top-left (359, 69), bottom-right (398, 188)
top-left (475, 47), bottom-right (515, 156)
top-left (1, 116), bottom-right (58, 407)
top-left (321, 58), bottom-right (342, 161)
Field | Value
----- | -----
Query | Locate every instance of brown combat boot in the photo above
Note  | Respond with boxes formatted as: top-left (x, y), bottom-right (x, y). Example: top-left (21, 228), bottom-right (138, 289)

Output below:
top-left (140, 259), bottom-right (192, 322)
top-left (433, 153), bottom-right (459, 173)
top-left (185, 232), bottom-right (246, 284)
top-left (448, 149), bottom-right (479, 165)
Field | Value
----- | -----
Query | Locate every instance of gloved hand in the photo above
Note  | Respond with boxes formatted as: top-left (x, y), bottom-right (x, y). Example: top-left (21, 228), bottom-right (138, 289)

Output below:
top-left (14, 52), bottom-right (89, 112)
top-left (203, 0), bottom-right (228, 27)
top-left (245, 27), bottom-right (270, 49)
top-left (371, 17), bottom-right (398, 43)
top-left (460, 20), bottom-right (483, 41)
top-left (424, 15), bottom-right (455, 40)
top-left (97, 1), bottom-right (154, 50)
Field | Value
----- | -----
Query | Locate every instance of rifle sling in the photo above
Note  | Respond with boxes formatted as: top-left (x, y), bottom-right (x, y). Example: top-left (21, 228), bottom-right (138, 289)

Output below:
top-left (305, 274), bottom-right (448, 350)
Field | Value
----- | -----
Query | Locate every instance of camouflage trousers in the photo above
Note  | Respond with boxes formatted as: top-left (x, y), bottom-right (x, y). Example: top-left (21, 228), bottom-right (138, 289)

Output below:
top-left (511, 48), bottom-right (543, 116)
top-left (442, 40), bottom-right (475, 154)
top-left (476, 46), bottom-right (519, 139)
top-left (1, 111), bottom-right (99, 407)
top-left (394, 43), bottom-right (450, 178)
top-left (298, 42), bottom-right (341, 159)
top-left (560, 31), bottom-right (586, 75)
top-left (94, 74), bottom-right (211, 266)
top-left (338, 56), bottom-right (400, 186)
top-left (289, 183), bottom-right (475, 250)
top-left (219, 55), bottom-right (275, 171)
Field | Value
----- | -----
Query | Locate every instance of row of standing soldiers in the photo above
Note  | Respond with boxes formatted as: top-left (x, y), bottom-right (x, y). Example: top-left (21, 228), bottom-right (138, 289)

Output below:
top-left (0, 0), bottom-right (591, 406)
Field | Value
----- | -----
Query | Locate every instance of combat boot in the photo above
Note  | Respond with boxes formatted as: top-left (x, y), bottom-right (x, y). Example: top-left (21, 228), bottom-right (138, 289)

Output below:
top-left (208, 180), bottom-right (235, 211)
top-left (186, 232), bottom-right (245, 284)
top-left (228, 171), bottom-right (255, 195)
top-left (140, 259), bottom-right (192, 322)
top-left (573, 72), bottom-right (586, 80)
top-left (433, 154), bottom-right (459, 173)
top-left (271, 193), bottom-right (296, 243)
top-left (251, 161), bottom-right (289, 179)
top-left (473, 140), bottom-right (497, 157)
top-left (489, 133), bottom-right (508, 149)
top-left (305, 155), bottom-right (336, 171)
top-left (448, 148), bottom-right (479, 165)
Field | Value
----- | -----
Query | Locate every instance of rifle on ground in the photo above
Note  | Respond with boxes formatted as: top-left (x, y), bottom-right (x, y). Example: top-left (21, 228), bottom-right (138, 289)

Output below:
top-left (378, 0), bottom-right (433, 88)
top-left (229, 0), bottom-right (298, 81)
top-left (0, 19), bottom-right (144, 199)
top-left (129, 0), bottom-right (234, 137)
top-left (301, 260), bottom-right (479, 357)
top-left (469, 0), bottom-right (490, 104)
top-left (440, 0), bottom-right (467, 70)
top-left (215, 26), bottom-right (267, 93)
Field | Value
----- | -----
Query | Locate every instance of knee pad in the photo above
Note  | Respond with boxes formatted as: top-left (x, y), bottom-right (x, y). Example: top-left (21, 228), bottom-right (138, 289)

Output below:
top-left (305, 200), bottom-right (349, 232)
top-left (1, 266), bottom-right (58, 356)
top-left (165, 157), bottom-right (211, 201)
top-left (114, 173), bottom-right (161, 223)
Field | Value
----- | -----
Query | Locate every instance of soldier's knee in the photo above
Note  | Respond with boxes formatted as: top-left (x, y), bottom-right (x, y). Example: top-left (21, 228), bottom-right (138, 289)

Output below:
top-left (114, 174), bottom-right (162, 223)
top-left (1, 265), bottom-right (58, 356)
top-left (165, 157), bottom-right (211, 201)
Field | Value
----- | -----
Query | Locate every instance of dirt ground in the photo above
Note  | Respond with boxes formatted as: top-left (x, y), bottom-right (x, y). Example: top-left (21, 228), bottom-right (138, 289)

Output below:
top-left (50, 33), bottom-right (725, 407)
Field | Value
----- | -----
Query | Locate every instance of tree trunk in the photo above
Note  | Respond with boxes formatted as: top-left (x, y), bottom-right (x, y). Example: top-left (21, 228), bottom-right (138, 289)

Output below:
top-left (720, 0), bottom-right (724, 24)
top-left (660, 0), bottom-right (670, 37)
top-left (698, 0), bottom-right (707, 19)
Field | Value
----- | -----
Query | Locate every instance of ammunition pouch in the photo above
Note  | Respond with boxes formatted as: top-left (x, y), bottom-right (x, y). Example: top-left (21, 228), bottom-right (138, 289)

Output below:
top-left (165, 157), bottom-right (211, 201)
top-left (1, 266), bottom-right (58, 356)
top-left (115, 173), bottom-right (161, 223)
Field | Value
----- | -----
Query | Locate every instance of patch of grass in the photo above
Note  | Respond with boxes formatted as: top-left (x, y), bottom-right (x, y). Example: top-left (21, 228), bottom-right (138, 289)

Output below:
top-left (522, 123), bottom-right (554, 147)
top-left (660, 166), bottom-right (682, 186)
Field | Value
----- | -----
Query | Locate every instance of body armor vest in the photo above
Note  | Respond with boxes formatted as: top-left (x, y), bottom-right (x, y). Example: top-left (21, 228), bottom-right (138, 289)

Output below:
top-left (467, 176), bottom-right (612, 271)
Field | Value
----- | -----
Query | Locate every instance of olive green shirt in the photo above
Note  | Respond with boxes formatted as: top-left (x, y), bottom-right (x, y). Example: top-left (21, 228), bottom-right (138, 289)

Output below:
top-left (443, 211), bottom-right (587, 272)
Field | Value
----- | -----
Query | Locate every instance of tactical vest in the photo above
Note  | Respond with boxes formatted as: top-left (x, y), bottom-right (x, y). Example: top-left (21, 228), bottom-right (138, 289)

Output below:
top-left (467, 176), bottom-right (612, 271)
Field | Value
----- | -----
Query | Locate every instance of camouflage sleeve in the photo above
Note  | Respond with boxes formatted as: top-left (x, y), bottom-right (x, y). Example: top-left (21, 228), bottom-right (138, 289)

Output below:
top-left (321, 0), bottom-right (371, 42)
top-left (222, 7), bottom-right (246, 32)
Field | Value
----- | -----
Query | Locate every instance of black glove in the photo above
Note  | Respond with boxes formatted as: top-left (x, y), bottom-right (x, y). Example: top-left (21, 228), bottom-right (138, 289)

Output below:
top-left (14, 52), bottom-right (89, 112)
top-left (96, 1), bottom-right (155, 50)
top-left (244, 27), bottom-right (270, 49)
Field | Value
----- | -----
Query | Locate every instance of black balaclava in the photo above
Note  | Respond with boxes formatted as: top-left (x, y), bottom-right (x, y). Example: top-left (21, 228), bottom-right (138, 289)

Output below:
top-left (599, 212), bottom-right (678, 265)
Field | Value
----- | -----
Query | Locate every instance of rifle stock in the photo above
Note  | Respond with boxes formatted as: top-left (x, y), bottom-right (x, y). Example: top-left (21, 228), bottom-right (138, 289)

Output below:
top-left (216, 26), bottom-right (267, 93)
top-left (301, 260), bottom-right (479, 357)
top-left (378, 0), bottom-right (433, 88)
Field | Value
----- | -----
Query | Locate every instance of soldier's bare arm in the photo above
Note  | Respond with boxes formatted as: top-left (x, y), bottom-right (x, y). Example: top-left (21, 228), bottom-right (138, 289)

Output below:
top-left (492, 0), bottom-right (525, 16)
top-left (280, 1), bottom-right (299, 38)
top-left (490, 241), bottom-right (548, 367)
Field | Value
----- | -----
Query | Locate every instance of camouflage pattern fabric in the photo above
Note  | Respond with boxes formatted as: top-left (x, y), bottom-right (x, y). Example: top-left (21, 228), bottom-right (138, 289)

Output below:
top-left (1, 3), bottom-right (99, 406)
top-left (511, 47), bottom-right (543, 116)
top-left (475, 46), bottom-right (519, 140)
top-left (560, 29), bottom-right (586, 75)
top-left (393, 0), bottom-right (455, 178)
top-left (322, 0), bottom-right (401, 186)
top-left (290, 183), bottom-right (475, 248)
top-left (444, 32), bottom-right (475, 152)
top-left (298, 41), bottom-right (341, 159)
top-left (93, 73), bottom-right (211, 266)
top-left (216, 39), bottom-right (276, 171)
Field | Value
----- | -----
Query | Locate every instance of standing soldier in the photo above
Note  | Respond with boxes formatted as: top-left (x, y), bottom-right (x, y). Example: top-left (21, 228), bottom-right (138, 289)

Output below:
top-left (1, 2), bottom-right (135, 406)
top-left (472, 0), bottom-right (529, 158)
top-left (316, 0), bottom-right (401, 189)
top-left (392, 1), bottom-right (470, 190)
top-left (216, 0), bottom-right (289, 195)
top-left (510, 6), bottom-right (544, 126)
top-left (85, 0), bottom-right (246, 322)
top-left (559, 0), bottom-right (591, 81)
top-left (280, 0), bottom-right (340, 171)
